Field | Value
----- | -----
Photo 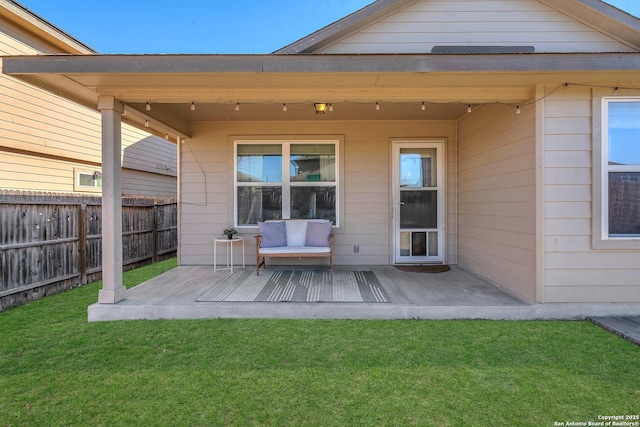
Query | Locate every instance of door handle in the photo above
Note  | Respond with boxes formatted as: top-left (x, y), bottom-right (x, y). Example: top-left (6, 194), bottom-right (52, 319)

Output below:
top-left (397, 201), bottom-right (405, 206)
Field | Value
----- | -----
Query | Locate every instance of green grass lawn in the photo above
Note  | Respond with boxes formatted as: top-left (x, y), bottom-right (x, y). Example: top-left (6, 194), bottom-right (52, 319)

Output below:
top-left (0, 258), bottom-right (638, 427)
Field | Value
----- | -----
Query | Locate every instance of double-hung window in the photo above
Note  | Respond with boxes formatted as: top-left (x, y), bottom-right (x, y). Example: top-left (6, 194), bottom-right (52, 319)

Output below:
top-left (235, 141), bottom-right (338, 226)
top-left (602, 98), bottom-right (640, 239)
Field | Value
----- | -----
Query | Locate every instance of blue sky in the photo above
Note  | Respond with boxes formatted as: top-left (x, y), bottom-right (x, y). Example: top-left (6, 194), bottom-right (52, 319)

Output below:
top-left (15, 0), bottom-right (640, 54)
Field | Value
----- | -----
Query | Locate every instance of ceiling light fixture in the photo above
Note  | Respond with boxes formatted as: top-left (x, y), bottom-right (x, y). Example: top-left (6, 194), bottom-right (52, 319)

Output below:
top-left (314, 103), bottom-right (327, 114)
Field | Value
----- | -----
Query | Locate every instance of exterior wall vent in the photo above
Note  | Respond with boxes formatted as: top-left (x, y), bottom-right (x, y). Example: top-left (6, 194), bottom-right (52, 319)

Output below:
top-left (431, 46), bottom-right (536, 54)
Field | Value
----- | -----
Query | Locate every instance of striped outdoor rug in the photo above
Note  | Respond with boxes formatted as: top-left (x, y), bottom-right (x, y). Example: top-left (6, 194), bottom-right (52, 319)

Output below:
top-left (197, 270), bottom-right (389, 303)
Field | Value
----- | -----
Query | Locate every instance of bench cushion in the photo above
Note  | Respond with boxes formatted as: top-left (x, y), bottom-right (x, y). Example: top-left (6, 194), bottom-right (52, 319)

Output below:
top-left (259, 246), bottom-right (331, 255)
top-left (258, 221), bottom-right (287, 247)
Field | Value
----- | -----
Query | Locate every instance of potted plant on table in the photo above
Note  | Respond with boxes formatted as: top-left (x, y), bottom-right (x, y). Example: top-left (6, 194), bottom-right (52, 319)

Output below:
top-left (223, 225), bottom-right (238, 240)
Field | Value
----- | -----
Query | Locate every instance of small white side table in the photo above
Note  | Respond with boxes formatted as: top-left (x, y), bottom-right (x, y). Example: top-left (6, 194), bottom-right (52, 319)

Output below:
top-left (213, 237), bottom-right (245, 273)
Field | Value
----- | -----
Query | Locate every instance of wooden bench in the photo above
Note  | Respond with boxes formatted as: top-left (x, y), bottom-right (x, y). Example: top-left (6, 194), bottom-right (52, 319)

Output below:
top-left (255, 219), bottom-right (333, 275)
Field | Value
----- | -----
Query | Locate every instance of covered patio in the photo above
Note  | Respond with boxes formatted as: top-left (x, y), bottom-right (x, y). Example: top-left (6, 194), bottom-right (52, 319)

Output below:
top-left (87, 265), bottom-right (639, 321)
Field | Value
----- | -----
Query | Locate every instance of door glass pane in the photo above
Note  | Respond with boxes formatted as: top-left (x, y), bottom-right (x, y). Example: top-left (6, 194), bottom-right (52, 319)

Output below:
top-left (400, 190), bottom-right (437, 228)
top-left (412, 232), bottom-right (427, 256)
top-left (237, 144), bottom-right (282, 182)
top-left (400, 148), bottom-right (437, 187)
top-left (290, 186), bottom-right (336, 223)
top-left (428, 232), bottom-right (439, 256)
top-left (609, 172), bottom-right (640, 235)
top-left (400, 231), bottom-right (410, 256)
top-left (237, 186), bottom-right (282, 225)
top-left (290, 144), bottom-right (335, 182)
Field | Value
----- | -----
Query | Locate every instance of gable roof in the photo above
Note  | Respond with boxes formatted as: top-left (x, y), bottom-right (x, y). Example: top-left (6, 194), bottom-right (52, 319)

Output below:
top-left (275, 0), bottom-right (640, 54)
top-left (0, 0), bottom-right (95, 54)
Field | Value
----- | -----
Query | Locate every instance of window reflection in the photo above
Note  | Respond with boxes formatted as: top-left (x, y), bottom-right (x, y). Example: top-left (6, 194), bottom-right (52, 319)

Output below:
top-left (236, 142), bottom-right (337, 225)
top-left (290, 144), bottom-right (336, 182)
top-left (291, 187), bottom-right (336, 223)
top-left (237, 145), bottom-right (282, 182)
top-left (608, 102), bottom-right (640, 166)
top-left (237, 186), bottom-right (282, 225)
top-left (400, 148), bottom-right (436, 188)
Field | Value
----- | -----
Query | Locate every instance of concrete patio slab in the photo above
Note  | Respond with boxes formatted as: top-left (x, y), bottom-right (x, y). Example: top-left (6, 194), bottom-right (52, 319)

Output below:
top-left (88, 265), bottom-right (640, 322)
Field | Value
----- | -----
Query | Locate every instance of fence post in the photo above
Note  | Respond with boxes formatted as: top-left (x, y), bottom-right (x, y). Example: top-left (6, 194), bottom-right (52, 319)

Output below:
top-left (78, 204), bottom-right (87, 284)
top-left (152, 204), bottom-right (158, 263)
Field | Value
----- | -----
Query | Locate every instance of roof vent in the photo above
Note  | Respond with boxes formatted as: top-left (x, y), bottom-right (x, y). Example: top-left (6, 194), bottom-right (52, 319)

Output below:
top-left (431, 46), bottom-right (536, 54)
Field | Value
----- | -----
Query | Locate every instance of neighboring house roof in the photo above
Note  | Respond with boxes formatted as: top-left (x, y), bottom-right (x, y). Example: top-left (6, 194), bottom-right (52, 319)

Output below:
top-left (0, 0), bottom-right (95, 54)
top-left (276, 0), bottom-right (640, 54)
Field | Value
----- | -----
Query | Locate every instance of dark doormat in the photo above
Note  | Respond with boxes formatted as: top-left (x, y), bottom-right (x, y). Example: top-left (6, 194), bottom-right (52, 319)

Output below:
top-left (394, 265), bottom-right (451, 273)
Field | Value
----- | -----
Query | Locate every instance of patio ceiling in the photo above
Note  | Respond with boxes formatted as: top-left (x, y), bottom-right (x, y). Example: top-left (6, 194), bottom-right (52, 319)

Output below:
top-left (5, 53), bottom-right (640, 138)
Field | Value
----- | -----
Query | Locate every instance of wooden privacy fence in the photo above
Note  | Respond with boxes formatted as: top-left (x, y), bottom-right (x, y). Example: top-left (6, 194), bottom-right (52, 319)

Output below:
top-left (0, 191), bottom-right (177, 311)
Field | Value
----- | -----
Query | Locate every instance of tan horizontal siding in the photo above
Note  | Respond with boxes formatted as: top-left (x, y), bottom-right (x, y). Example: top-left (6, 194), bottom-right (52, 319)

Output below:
top-left (0, 24), bottom-right (176, 198)
top-left (319, 0), bottom-right (633, 54)
top-left (180, 120), bottom-right (457, 267)
top-left (457, 102), bottom-right (536, 300)
top-left (0, 21), bottom-right (40, 55)
top-left (542, 86), bottom-right (640, 303)
top-left (0, 150), bottom-right (79, 193)
top-left (545, 284), bottom-right (639, 303)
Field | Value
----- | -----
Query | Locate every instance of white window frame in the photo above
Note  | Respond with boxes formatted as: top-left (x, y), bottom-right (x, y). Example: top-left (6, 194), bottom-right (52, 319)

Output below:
top-left (593, 96), bottom-right (640, 249)
top-left (234, 139), bottom-right (340, 228)
top-left (73, 167), bottom-right (102, 193)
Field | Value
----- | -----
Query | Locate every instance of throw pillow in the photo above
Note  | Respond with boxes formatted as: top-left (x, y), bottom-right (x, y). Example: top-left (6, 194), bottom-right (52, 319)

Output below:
top-left (285, 220), bottom-right (308, 246)
top-left (305, 220), bottom-right (332, 247)
top-left (258, 221), bottom-right (287, 247)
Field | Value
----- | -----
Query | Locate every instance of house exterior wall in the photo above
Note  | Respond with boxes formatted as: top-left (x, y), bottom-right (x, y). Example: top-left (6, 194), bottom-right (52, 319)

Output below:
top-left (179, 120), bottom-right (457, 266)
top-left (318, 0), bottom-right (634, 54)
top-left (0, 15), bottom-right (177, 197)
top-left (542, 85), bottom-right (640, 303)
top-left (457, 103), bottom-right (537, 301)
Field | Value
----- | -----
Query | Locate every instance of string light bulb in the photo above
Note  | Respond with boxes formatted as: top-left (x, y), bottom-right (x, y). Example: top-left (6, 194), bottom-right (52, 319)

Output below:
top-left (516, 106), bottom-right (521, 114)
top-left (421, 102), bottom-right (426, 111)
top-left (467, 105), bottom-right (472, 113)
top-left (164, 133), bottom-right (169, 140)
top-left (328, 103), bottom-right (333, 112)
top-left (146, 102), bottom-right (151, 111)
top-left (235, 103), bottom-right (240, 112)
top-left (614, 87), bottom-right (619, 96)
top-left (283, 103), bottom-right (287, 112)
top-left (144, 120), bottom-right (149, 128)
top-left (190, 101), bottom-right (195, 111)
top-left (375, 102), bottom-right (380, 111)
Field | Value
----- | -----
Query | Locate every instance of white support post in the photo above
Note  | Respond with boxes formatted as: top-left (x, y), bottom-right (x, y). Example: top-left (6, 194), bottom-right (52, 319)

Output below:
top-left (97, 96), bottom-right (127, 304)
